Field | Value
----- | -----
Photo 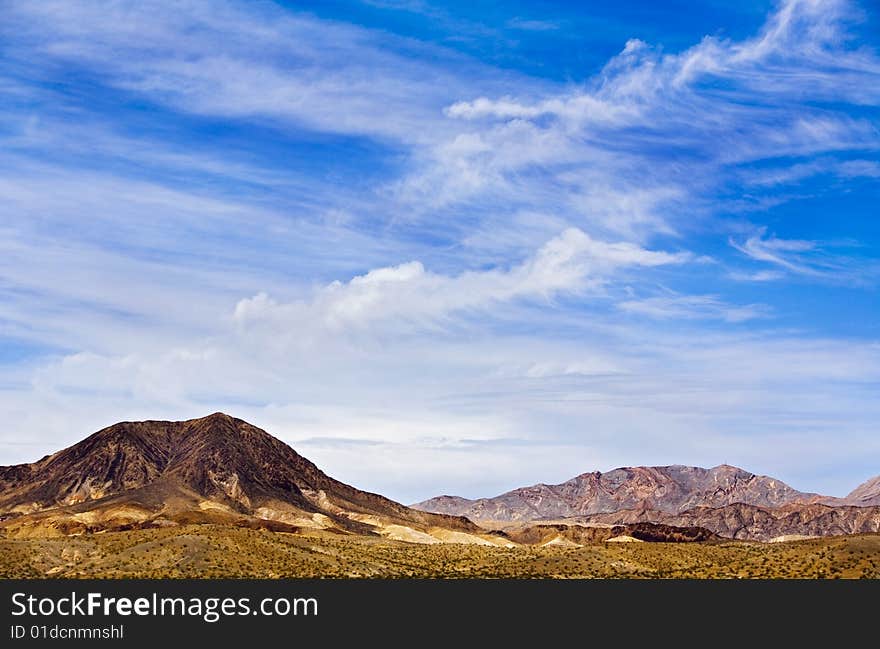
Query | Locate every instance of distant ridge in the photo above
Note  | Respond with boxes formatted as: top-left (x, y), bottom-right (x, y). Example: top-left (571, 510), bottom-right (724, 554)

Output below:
top-left (413, 465), bottom-right (880, 541)
top-left (413, 464), bottom-right (818, 520)
top-left (840, 475), bottom-right (880, 507)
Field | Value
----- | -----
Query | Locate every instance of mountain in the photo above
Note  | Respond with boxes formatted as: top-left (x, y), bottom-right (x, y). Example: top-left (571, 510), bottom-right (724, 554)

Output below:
top-left (0, 413), bottom-right (482, 541)
top-left (4, 420), bottom-right (876, 544)
top-left (413, 464), bottom-right (817, 522)
top-left (566, 502), bottom-right (880, 542)
top-left (841, 475), bottom-right (880, 507)
top-left (505, 521), bottom-right (720, 546)
top-left (414, 465), bottom-right (880, 541)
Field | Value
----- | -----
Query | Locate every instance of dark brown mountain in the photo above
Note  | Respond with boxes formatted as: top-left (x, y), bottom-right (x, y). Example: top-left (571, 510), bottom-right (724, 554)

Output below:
top-left (0, 413), bottom-right (478, 540)
top-left (505, 521), bottom-right (719, 545)
top-left (413, 464), bottom-right (817, 521)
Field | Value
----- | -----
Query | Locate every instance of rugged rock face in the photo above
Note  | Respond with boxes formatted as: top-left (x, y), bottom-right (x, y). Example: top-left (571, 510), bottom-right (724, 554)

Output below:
top-left (0, 413), bottom-right (477, 537)
top-left (414, 464), bottom-right (817, 521)
top-left (841, 475), bottom-right (880, 507)
top-left (569, 503), bottom-right (880, 542)
top-left (506, 521), bottom-right (719, 546)
top-left (413, 465), bottom-right (880, 541)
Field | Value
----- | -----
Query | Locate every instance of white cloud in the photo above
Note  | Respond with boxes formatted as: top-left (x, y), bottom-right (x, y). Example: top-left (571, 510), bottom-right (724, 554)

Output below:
top-left (729, 228), bottom-right (876, 282)
top-left (233, 228), bottom-right (690, 334)
top-left (3, 0), bottom-right (503, 144)
top-left (618, 295), bottom-right (769, 323)
top-left (731, 229), bottom-right (819, 274)
top-left (397, 0), bottom-right (880, 240)
top-left (738, 159), bottom-right (879, 187)
top-left (446, 93), bottom-right (631, 125)
top-left (728, 270), bottom-right (787, 282)
top-left (837, 160), bottom-right (880, 178)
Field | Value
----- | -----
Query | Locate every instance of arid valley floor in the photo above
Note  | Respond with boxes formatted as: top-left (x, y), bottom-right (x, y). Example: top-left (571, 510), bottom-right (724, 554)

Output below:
top-left (2, 526), bottom-right (878, 579)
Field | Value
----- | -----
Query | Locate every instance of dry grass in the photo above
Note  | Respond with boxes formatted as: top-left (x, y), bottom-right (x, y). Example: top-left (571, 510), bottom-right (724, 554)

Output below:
top-left (1, 525), bottom-right (878, 579)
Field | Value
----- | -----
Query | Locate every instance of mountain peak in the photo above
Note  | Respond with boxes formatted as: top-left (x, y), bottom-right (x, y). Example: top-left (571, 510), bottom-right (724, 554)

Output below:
top-left (414, 464), bottom-right (816, 522)
top-left (196, 411), bottom-right (235, 422)
top-left (712, 463), bottom-right (745, 472)
top-left (181, 412), bottom-right (242, 430)
top-left (0, 415), bottom-right (478, 538)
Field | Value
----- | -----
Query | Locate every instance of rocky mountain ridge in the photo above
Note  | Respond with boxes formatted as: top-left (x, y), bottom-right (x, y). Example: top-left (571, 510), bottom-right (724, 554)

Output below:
top-left (413, 464), bottom-right (880, 541)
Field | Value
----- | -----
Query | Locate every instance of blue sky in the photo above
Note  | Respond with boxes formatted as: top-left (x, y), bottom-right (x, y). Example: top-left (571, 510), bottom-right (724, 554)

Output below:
top-left (0, 0), bottom-right (878, 502)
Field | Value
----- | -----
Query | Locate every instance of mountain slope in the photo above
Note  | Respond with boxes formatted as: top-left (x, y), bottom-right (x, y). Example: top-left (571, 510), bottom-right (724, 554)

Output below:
top-left (842, 475), bottom-right (880, 507)
top-left (413, 464), bottom-right (816, 522)
top-left (0, 413), bottom-right (478, 539)
top-left (564, 502), bottom-right (880, 542)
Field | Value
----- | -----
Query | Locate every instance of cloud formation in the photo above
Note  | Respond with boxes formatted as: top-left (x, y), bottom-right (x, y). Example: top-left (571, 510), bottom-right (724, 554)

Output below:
top-left (398, 0), bottom-right (880, 242)
top-left (233, 228), bottom-right (689, 334)
top-left (618, 295), bottom-right (768, 323)
top-left (731, 228), bottom-right (878, 282)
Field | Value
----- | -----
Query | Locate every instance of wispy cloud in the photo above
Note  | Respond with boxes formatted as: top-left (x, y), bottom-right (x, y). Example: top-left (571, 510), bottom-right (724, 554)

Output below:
top-left (730, 228), bottom-right (877, 282)
top-left (2, 0), bottom-right (503, 144)
top-left (394, 0), bottom-right (880, 242)
top-left (740, 158), bottom-right (880, 187)
top-left (506, 18), bottom-right (561, 32)
top-left (728, 270), bottom-right (787, 282)
top-left (618, 294), bottom-right (769, 323)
